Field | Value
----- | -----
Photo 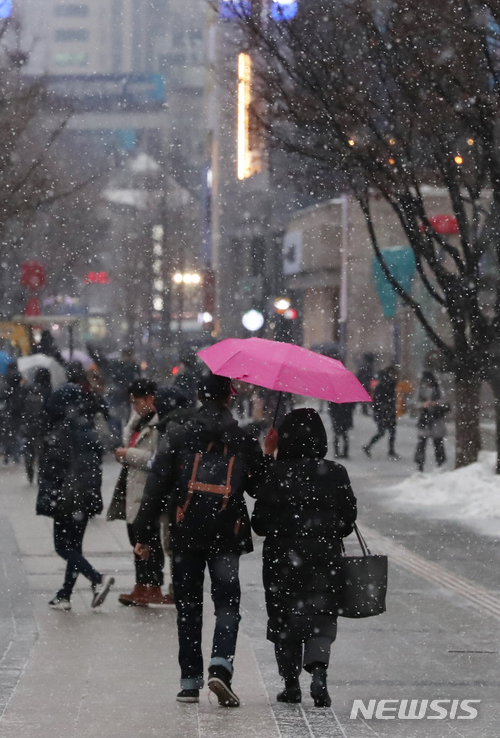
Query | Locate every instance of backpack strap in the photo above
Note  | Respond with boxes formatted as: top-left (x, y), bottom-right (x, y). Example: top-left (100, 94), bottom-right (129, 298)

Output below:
top-left (176, 450), bottom-right (236, 523)
top-left (206, 442), bottom-right (228, 455)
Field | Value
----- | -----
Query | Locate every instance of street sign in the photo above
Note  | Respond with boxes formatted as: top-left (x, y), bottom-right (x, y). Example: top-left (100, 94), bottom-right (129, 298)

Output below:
top-left (283, 230), bottom-right (303, 275)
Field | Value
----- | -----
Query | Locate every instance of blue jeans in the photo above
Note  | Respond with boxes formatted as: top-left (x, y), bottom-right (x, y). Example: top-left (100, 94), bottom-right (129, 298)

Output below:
top-left (172, 550), bottom-right (241, 689)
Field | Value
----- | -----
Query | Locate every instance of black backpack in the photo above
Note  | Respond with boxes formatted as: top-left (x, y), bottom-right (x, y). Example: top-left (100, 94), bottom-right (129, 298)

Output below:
top-left (174, 442), bottom-right (247, 545)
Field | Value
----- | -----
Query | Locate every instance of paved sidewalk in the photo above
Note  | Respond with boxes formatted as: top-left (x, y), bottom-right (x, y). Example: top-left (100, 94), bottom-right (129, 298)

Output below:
top-left (0, 411), bottom-right (499, 736)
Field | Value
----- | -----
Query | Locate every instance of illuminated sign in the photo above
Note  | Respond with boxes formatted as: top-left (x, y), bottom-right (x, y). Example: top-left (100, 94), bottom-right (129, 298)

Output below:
top-left (0, 0), bottom-right (12, 19)
top-left (220, 0), bottom-right (250, 19)
top-left (237, 53), bottom-right (265, 180)
top-left (237, 53), bottom-right (252, 180)
top-left (271, 0), bottom-right (298, 20)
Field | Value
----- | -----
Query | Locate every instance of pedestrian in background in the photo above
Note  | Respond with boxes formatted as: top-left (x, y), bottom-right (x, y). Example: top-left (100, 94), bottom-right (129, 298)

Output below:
top-left (134, 373), bottom-right (263, 707)
top-left (22, 367), bottom-right (52, 484)
top-left (252, 409), bottom-right (357, 707)
top-left (356, 352), bottom-right (375, 415)
top-left (362, 366), bottom-right (399, 459)
top-left (414, 370), bottom-right (448, 472)
top-left (2, 363), bottom-right (27, 465)
top-left (328, 402), bottom-right (355, 458)
top-left (36, 361), bottom-right (114, 611)
top-left (108, 379), bottom-right (174, 606)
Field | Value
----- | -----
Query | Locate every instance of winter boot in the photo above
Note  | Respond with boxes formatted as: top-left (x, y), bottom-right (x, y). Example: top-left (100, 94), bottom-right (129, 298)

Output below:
top-left (118, 583), bottom-right (150, 606)
top-left (310, 664), bottom-right (331, 708)
top-left (277, 677), bottom-right (302, 703)
top-left (142, 585), bottom-right (175, 605)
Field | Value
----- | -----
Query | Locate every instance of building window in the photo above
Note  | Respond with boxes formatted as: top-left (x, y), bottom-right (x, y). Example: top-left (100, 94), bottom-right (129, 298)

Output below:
top-left (55, 28), bottom-right (89, 42)
top-left (54, 4), bottom-right (89, 17)
top-left (54, 52), bottom-right (88, 66)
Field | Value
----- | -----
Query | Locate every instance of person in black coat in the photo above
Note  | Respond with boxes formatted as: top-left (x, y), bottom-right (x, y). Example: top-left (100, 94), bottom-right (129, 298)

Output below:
top-left (328, 401), bottom-right (355, 458)
top-left (36, 361), bottom-right (114, 611)
top-left (134, 373), bottom-right (263, 707)
top-left (1, 364), bottom-right (27, 464)
top-left (362, 366), bottom-right (399, 458)
top-left (22, 367), bottom-right (52, 484)
top-left (252, 408), bottom-right (357, 707)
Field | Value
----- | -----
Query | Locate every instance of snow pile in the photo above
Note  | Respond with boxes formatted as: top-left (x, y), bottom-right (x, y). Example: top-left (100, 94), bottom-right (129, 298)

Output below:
top-left (393, 452), bottom-right (500, 523)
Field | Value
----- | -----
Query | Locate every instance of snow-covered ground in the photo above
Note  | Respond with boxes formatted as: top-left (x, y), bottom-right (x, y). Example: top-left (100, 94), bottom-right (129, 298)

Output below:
top-left (391, 451), bottom-right (500, 538)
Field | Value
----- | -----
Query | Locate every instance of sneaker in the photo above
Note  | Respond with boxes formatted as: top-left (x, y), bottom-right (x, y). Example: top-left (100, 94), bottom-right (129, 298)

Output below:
top-left (388, 451), bottom-right (401, 460)
top-left (176, 689), bottom-right (199, 703)
top-left (208, 665), bottom-right (240, 707)
top-left (49, 596), bottom-right (71, 611)
top-left (91, 575), bottom-right (115, 608)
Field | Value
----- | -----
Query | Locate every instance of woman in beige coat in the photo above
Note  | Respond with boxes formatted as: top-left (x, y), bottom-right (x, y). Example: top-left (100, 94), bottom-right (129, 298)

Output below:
top-left (108, 379), bottom-right (173, 606)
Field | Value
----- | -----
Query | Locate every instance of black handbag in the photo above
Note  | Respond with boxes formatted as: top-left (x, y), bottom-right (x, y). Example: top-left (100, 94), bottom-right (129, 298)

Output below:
top-left (338, 524), bottom-right (388, 618)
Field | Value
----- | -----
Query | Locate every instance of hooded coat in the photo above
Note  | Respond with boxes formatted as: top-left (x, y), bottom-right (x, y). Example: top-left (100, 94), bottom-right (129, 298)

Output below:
top-left (251, 408), bottom-right (357, 644)
top-left (36, 383), bottom-right (107, 519)
top-left (133, 403), bottom-right (263, 555)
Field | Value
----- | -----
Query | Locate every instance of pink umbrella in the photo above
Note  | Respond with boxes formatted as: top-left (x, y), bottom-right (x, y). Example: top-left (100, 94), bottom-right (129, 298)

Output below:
top-left (198, 337), bottom-right (371, 404)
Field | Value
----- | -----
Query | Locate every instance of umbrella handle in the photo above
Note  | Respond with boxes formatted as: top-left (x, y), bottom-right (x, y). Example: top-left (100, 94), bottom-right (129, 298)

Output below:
top-left (272, 391), bottom-right (282, 427)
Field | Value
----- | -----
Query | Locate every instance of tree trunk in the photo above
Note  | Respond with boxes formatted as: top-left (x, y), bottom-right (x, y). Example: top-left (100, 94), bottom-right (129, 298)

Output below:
top-left (454, 375), bottom-right (481, 468)
top-left (489, 381), bottom-right (500, 474)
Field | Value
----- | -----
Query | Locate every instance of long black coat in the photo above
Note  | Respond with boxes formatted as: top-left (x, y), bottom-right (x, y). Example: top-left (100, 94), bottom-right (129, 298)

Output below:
top-left (373, 375), bottom-right (396, 430)
top-left (252, 456), bottom-right (357, 644)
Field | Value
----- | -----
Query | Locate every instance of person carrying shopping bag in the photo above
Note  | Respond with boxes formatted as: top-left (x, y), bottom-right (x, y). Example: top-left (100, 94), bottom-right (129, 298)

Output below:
top-left (251, 408), bottom-right (357, 707)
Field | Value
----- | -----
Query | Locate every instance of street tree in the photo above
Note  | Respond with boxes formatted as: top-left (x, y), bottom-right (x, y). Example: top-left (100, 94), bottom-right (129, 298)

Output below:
top-left (232, 0), bottom-right (500, 468)
top-left (0, 20), bottom-right (106, 315)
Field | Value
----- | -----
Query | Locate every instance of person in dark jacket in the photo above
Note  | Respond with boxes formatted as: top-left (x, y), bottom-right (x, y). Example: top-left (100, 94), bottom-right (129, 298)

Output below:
top-left (252, 408), bottom-right (357, 708)
top-left (414, 370), bottom-right (448, 472)
top-left (134, 373), bottom-right (263, 707)
top-left (328, 402), bottom-right (355, 458)
top-left (22, 367), bottom-right (52, 484)
top-left (36, 361), bottom-right (115, 611)
top-left (362, 366), bottom-right (399, 458)
top-left (2, 364), bottom-right (27, 464)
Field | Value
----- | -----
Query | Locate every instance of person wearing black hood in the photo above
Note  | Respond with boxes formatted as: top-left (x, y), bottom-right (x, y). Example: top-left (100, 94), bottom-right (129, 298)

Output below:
top-left (252, 409), bottom-right (357, 707)
top-left (133, 373), bottom-right (263, 707)
top-left (36, 361), bottom-right (114, 611)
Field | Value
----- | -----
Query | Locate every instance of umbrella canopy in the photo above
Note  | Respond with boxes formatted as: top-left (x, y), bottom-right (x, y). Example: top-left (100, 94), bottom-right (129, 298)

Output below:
top-left (198, 338), bottom-right (371, 403)
top-left (0, 350), bottom-right (13, 375)
top-left (61, 349), bottom-right (94, 370)
top-left (18, 354), bottom-right (67, 389)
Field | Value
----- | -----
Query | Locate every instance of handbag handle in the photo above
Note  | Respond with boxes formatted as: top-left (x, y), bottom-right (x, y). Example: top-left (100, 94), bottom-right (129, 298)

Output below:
top-left (341, 523), bottom-right (372, 557)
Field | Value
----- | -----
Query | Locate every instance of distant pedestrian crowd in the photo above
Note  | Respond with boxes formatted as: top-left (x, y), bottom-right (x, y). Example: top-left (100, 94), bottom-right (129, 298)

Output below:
top-left (0, 345), bottom-right (450, 709)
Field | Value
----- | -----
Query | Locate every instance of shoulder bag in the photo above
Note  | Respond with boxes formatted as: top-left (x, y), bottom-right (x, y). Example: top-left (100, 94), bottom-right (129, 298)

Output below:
top-left (338, 523), bottom-right (388, 618)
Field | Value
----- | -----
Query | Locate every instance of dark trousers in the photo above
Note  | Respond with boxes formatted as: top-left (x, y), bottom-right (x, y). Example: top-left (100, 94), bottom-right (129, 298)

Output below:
top-left (414, 436), bottom-right (446, 471)
top-left (53, 515), bottom-right (102, 599)
top-left (274, 637), bottom-right (333, 679)
top-left (127, 524), bottom-right (164, 586)
top-left (172, 550), bottom-right (241, 690)
top-left (24, 433), bottom-right (43, 482)
top-left (333, 431), bottom-right (349, 458)
top-left (366, 424), bottom-right (396, 454)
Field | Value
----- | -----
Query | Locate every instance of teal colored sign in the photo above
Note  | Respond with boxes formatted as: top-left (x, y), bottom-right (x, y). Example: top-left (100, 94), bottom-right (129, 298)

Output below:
top-left (372, 248), bottom-right (416, 318)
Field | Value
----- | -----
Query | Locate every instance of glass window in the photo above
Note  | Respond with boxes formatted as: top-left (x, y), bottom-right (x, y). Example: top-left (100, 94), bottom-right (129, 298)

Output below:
top-left (54, 52), bottom-right (88, 66)
top-left (55, 28), bottom-right (89, 42)
top-left (54, 4), bottom-right (89, 17)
